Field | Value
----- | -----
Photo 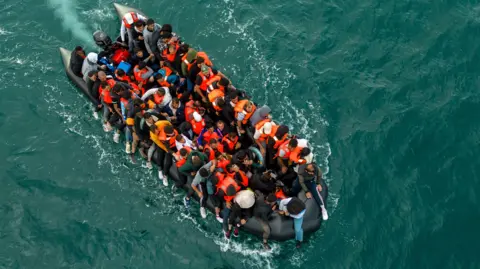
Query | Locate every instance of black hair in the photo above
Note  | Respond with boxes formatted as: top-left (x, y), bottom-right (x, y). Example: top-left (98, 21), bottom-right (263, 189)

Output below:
top-left (172, 98), bottom-right (180, 104)
top-left (219, 77), bottom-right (230, 86)
top-left (196, 57), bottom-right (205, 65)
top-left (146, 18), bottom-right (155, 25)
top-left (149, 124), bottom-right (157, 132)
top-left (100, 81), bottom-right (109, 88)
top-left (286, 197), bottom-right (305, 215)
top-left (226, 185), bottom-right (237, 196)
top-left (175, 134), bottom-right (183, 142)
top-left (138, 61), bottom-right (147, 69)
top-left (112, 84), bottom-right (123, 93)
top-left (134, 20), bottom-right (145, 28)
top-left (288, 138), bottom-right (298, 148)
top-left (87, 70), bottom-right (97, 78)
top-left (205, 121), bottom-right (214, 129)
top-left (143, 112), bottom-right (152, 119)
top-left (236, 151), bottom-right (247, 160)
top-left (161, 24), bottom-right (173, 33)
top-left (154, 73), bottom-right (164, 81)
top-left (211, 174), bottom-right (219, 186)
top-left (121, 90), bottom-right (131, 99)
top-left (134, 47), bottom-right (143, 53)
top-left (214, 151), bottom-right (222, 158)
top-left (216, 98), bottom-right (226, 107)
top-left (228, 130), bottom-right (237, 136)
top-left (199, 168), bottom-right (209, 177)
top-left (179, 148), bottom-right (188, 157)
top-left (266, 194), bottom-right (277, 203)
top-left (226, 164), bottom-right (233, 172)
top-left (164, 125), bottom-right (174, 135)
top-left (74, 46), bottom-right (83, 51)
top-left (300, 147), bottom-right (311, 157)
top-left (116, 69), bottom-right (126, 76)
top-left (209, 138), bottom-right (218, 144)
top-left (228, 91), bottom-right (239, 100)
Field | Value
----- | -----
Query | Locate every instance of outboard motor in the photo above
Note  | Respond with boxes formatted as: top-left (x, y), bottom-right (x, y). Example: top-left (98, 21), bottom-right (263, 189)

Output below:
top-left (93, 30), bottom-right (112, 50)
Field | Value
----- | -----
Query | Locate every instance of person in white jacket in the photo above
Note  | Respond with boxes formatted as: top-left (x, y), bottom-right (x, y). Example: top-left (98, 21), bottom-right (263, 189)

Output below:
top-left (141, 87), bottom-right (172, 110)
top-left (120, 12), bottom-right (147, 51)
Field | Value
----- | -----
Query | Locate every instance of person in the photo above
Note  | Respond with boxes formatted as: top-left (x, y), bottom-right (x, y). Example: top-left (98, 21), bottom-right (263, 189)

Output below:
top-left (216, 120), bottom-right (230, 136)
top-left (194, 64), bottom-right (221, 103)
top-left (215, 175), bottom-right (241, 238)
top-left (120, 11), bottom-right (147, 51)
top-left (161, 97), bottom-right (186, 126)
top-left (133, 61), bottom-right (154, 86)
top-left (253, 193), bottom-right (277, 250)
top-left (190, 160), bottom-right (217, 218)
top-left (82, 52), bottom-right (104, 82)
top-left (129, 47), bottom-right (153, 68)
top-left (197, 121), bottom-right (223, 149)
top-left (203, 138), bottom-right (224, 161)
top-left (225, 190), bottom-right (255, 239)
top-left (131, 20), bottom-right (147, 52)
top-left (85, 70), bottom-right (103, 119)
top-left (250, 170), bottom-right (276, 195)
top-left (142, 112), bottom-right (162, 169)
top-left (291, 163), bottom-right (328, 220)
top-left (253, 121), bottom-right (276, 157)
top-left (178, 121), bottom-right (195, 141)
top-left (70, 46), bottom-right (85, 77)
top-left (178, 150), bottom-right (209, 208)
top-left (142, 86), bottom-right (172, 110)
top-left (156, 24), bottom-right (180, 54)
top-left (278, 197), bottom-right (306, 248)
top-left (190, 111), bottom-right (206, 135)
top-left (175, 134), bottom-right (195, 151)
top-left (234, 100), bottom-right (256, 134)
top-left (149, 121), bottom-right (176, 186)
top-left (143, 19), bottom-right (161, 58)
top-left (222, 131), bottom-right (241, 155)
top-left (275, 138), bottom-right (299, 188)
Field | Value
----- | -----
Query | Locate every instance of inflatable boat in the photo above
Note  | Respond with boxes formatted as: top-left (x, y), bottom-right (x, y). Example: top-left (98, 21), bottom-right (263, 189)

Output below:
top-left (58, 3), bottom-right (328, 241)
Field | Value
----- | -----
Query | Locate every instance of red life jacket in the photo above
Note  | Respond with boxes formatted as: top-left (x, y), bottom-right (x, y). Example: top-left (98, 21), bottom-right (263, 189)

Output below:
top-left (214, 171), bottom-right (225, 190)
top-left (112, 48), bottom-right (130, 65)
top-left (275, 188), bottom-right (287, 200)
top-left (122, 12), bottom-right (139, 29)
top-left (237, 170), bottom-right (249, 187)
top-left (197, 52), bottom-right (213, 67)
top-left (216, 176), bottom-right (240, 202)
top-left (202, 130), bottom-right (220, 145)
top-left (184, 100), bottom-right (198, 122)
top-left (174, 147), bottom-right (192, 167)
top-left (203, 144), bottom-right (224, 161)
top-left (208, 89), bottom-right (225, 112)
top-left (190, 119), bottom-right (205, 135)
top-left (222, 136), bottom-right (238, 152)
top-left (198, 68), bottom-right (217, 92)
top-left (99, 79), bottom-right (116, 104)
top-left (162, 43), bottom-right (179, 62)
top-left (217, 159), bottom-right (230, 172)
top-left (158, 128), bottom-right (179, 149)
top-left (234, 99), bottom-right (256, 125)
top-left (255, 119), bottom-right (279, 142)
top-left (275, 140), bottom-right (292, 159)
top-left (134, 66), bottom-right (149, 84)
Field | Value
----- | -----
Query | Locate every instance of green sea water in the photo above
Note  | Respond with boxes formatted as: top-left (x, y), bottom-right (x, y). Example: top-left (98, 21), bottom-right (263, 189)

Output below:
top-left (1, 0), bottom-right (480, 268)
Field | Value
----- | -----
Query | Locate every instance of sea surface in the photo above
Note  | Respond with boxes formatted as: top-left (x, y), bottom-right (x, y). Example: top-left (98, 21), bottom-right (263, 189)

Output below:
top-left (1, 0), bottom-right (479, 268)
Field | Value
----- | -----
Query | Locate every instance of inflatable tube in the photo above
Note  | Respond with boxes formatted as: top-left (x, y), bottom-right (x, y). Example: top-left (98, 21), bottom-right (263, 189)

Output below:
top-left (248, 146), bottom-right (264, 168)
top-left (57, 3), bottom-right (328, 241)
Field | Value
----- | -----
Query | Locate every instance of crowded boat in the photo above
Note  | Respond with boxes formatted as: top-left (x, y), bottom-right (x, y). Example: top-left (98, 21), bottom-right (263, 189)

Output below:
top-left (64, 4), bottom-right (328, 250)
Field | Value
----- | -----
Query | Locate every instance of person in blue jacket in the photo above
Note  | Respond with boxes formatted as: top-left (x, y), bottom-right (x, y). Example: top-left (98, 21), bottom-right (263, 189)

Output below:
top-left (196, 121), bottom-right (223, 149)
top-left (161, 98), bottom-right (185, 126)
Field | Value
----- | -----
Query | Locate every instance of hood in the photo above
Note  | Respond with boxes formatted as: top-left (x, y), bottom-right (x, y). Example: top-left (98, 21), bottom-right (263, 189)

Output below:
top-left (258, 105), bottom-right (271, 117)
top-left (86, 52), bottom-right (98, 64)
top-left (186, 49), bottom-right (198, 62)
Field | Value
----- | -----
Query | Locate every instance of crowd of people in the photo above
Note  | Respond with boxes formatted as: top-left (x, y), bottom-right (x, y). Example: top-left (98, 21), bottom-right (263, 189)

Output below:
top-left (69, 12), bottom-right (328, 250)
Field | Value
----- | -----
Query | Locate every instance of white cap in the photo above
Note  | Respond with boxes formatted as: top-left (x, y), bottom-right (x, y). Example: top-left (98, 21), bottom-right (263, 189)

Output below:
top-left (87, 52), bottom-right (98, 64)
top-left (193, 111), bottom-right (202, 122)
top-left (263, 122), bottom-right (272, 135)
top-left (234, 190), bottom-right (255, 209)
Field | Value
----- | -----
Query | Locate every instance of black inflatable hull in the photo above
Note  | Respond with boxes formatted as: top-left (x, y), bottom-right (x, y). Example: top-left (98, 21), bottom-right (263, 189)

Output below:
top-left (57, 3), bottom-right (328, 241)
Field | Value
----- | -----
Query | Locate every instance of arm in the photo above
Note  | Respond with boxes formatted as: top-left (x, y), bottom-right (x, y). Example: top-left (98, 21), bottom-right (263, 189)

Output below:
top-left (120, 22), bottom-right (126, 42)
top-left (196, 129), bottom-right (207, 146)
top-left (143, 30), bottom-right (153, 55)
top-left (141, 67), bottom-right (154, 80)
top-left (141, 88), bottom-right (158, 101)
top-left (298, 165), bottom-right (309, 193)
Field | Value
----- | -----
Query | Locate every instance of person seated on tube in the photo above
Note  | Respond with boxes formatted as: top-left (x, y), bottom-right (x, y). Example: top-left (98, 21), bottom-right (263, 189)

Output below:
top-left (196, 121), bottom-right (223, 150)
top-left (190, 159), bottom-right (217, 219)
top-left (148, 121), bottom-right (175, 186)
top-left (253, 192), bottom-right (277, 250)
top-left (178, 150), bottom-right (209, 209)
top-left (225, 189), bottom-right (255, 240)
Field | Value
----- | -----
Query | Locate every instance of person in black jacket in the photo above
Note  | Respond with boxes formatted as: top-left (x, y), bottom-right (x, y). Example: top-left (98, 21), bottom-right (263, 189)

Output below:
top-left (250, 170), bottom-right (276, 195)
top-left (253, 192), bottom-right (277, 250)
top-left (70, 46), bottom-right (85, 77)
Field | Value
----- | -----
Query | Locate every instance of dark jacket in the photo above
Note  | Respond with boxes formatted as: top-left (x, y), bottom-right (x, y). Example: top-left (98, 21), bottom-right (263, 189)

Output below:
top-left (249, 173), bottom-right (276, 195)
top-left (70, 51), bottom-right (85, 77)
top-left (253, 193), bottom-right (274, 222)
top-left (178, 151), bottom-right (208, 175)
top-left (161, 102), bottom-right (186, 126)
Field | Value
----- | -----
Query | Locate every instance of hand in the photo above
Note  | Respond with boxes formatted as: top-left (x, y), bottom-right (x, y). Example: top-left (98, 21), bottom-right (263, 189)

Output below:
top-left (235, 143), bottom-right (241, 150)
top-left (149, 53), bottom-right (154, 58)
top-left (197, 192), bottom-right (203, 199)
top-left (97, 104), bottom-right (103, 108)
top-left (138, 36), bottom-right (144, 40)
top-left (191, 171), bottom-right (196, 176)
top-left (230, 121), bottom-right (235, 126)
top-left (281, 166), bottom-right (288, 174)
top-left (226, 201), bottom-right (232, 209)
top-left (100, 65), bottom-right (107, 70)
top-left (240, 129), bottom-right (245, 134)
top-left (170, 116), bottom-right (176, 121)
top-left (201, 97), bottom-right (207, 103)
top-left (240, 219), bottom-right (247, 225)
top-left (260, 147), bottom-right (266, 156)
top-left (198, 145), bottom-right (203, 151)
top-left (316, 184), bottom-right (322, 192)
top-left (149, 76), bottom-right (155, 83)
top-left (161, 112), bottom-right (169, 117)
top-left (278, 210), bottom-right (285, 215)
top-left (305, 192), bottom-right (312, 199)
top-left (159, 61), bottom-right (165, 67)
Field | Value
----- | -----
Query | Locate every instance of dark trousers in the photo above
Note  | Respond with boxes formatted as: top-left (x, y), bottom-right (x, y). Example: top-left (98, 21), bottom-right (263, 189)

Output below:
top-left (291, 178), bottom-right (324, 207)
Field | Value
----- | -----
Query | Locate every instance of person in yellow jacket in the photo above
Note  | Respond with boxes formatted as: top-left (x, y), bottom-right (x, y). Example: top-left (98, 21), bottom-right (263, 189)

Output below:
top-left (149, 120), bottom-right (175, 186)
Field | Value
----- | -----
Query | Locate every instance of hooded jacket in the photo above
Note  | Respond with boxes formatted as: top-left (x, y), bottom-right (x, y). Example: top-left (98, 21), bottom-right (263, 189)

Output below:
top-left (249, 105), bottom-right (271, 127)
top-left (178, 151), bottom-right (209, 176)
top-left (82, 53), bottom-right (99, 82)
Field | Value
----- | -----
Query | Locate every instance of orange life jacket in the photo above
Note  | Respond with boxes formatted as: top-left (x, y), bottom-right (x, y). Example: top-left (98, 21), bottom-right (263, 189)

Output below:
top-left (184, 100), bottom-right (198, 122)
top-left (162, 43), bottom-right (179, 62)
top-left (204, 75), bottom-right (222, 93)
top-left (289, 145), bottom-right (305, 164)
top-left (182, 54), bottom-right (195, 73)
top-left (275, 188), bottom-right (287, 200)
top-left (198, 68), bottom-right (216, 91)
top-left (272, 133), bottom-right (289, 149)
top-left (158, 66), bottom-right (173, 87)
top-left (116, 74), bottom-right (131, 83)
top-left (216, 176), bottom-right (240, 202)
top-left (190, 118), bottom-right (205, 135)
top-left (153, 92), bottom-right (164, 105)
top-left (275, 139), bottom-right (292, 159)
top-left (214, 171), bottom-right (225, 189)
top-left (236, 170), bottom-right (249, 187)
top-left (217, 158), bottom-right (230, 172)
top-left (222, 136), bottom-right (238, 152)
top-left (174, 146), bottom-right (192, 167)
top-left (99, 79), bottom-right (116, 104)
top-left (208, 89), bottom-right (225, 112)
top-left (203, 144), bottom-right (224, 161)
top-left (197, 52), bottom-right (213, 67)
top-left (134, 66), bottom-right (149, 84)
top-left (129, 82), bottom-right (143, 96)
top-left (255, 120), bottom-right (279, 142)
top-left (202, 130), bottom-right (220, 146)
top-left (234, 99), bottom-right (256, 125)
top-left (122, 12), bottom-right (138, 29)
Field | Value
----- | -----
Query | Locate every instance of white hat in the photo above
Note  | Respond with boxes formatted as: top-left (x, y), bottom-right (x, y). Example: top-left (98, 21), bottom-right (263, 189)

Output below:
top-left (263, 122), bottom-right (272, 135)
top-left (87, 52), bottom-right (98, 64)
top-left (193, 111), bottom-right (202, 122)
top-left (234, 190), bottom-right (255, 209)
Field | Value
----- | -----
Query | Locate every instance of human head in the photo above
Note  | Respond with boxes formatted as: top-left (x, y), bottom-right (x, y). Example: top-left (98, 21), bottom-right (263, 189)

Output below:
top-left (112, 84), bottom-right (124, 95)
top-left (161, 24), bottom-right (173, 33)
top-left (87, 70), bottom-right (97, 81)
top-left (205, 122), bottom-right (214, 132)
top-left (288, 138), bottom-right (298, 150)
top-left (199, 168), bottom-right (209, 178)
top-left (135, 47), bottom-right (144, 58)
top-left (266, 194), bottom-right (277, 205)
top-left (176, 134), bottom-right (185, 143)
top-left (228, 130), bottom-right (237, 140)
top-left (179, 148), bottom-right (189, 158)
top-left (134, 20), bottom-right (145, 31)
top-left (244, 101), bottom-right (254, 113)
top-left (146, 18), bottom-right (155, 31)
top-left (171, 98), bottom-right (180, 109)
top-left (209, 138), bottom-right (218, 149)
top-left (149, 124), bottom-right (159, 135)
top-left (286, 197), bottom-right (306, 215)
top-left (164, 125), bottom-right (175, 137)
top-left (229, 91), bottom-right (239, 103)
top-left (144, 112), bottom-right (154, 125)
top-left (157, 87), bottom-right (166, 97)
top-left (100, 81), bottom-right (110, 91)
top-left (192, 155), bottom-right (202, 166)
top-left (75, 46), bottom-right (85, 56)
top-left (216, 97), bottom-right (226, 107)
top-left (116, 68), bottom-right (126, 77)
top-left (218, 77), bottom-right (230, 87)
top-left (305, 163), bottom-right (315, 175)
top-left (226, 184), bottom-right (237, 196)
top-left (138, 61), bottom-right (147, 70)
top-left (216, 120), bottom-right (225, 130)
top-left (201, 64), bottom-right (210, 76)
top-left (196, 57), bottom-right (205, 67)
top-left (97, 71), bottom-right (107, 82)
top-left (155, 73), bottom-right (165, 82)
